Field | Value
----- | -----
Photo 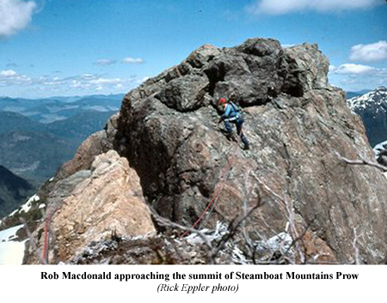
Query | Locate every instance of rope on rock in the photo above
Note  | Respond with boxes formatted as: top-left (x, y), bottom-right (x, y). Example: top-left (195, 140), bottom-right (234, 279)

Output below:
top-left (42, 205), bottom-right (60, 264)
top-left (181, 129), bottom-right (242, 237)
top-left (42, 211), bottom-right (51, 264)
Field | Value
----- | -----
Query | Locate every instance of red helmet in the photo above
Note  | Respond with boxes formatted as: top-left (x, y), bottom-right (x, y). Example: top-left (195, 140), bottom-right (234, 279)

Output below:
top-left (219, 98), bottom-right (226, 104)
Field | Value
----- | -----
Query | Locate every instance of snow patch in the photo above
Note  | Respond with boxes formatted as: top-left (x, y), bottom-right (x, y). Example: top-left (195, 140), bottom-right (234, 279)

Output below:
top-left (0, 224), bottom-right (23, 242)
top-left (373, 140), bottom-right (387, 158)
top-left (19, 194), bottom-right (40, 214)
top-left (0, 224), bottom-right (25, 265)
top-left (347, 88), bottom-right (387, 113)
top-left (8, 209), bottom-right (18, 217)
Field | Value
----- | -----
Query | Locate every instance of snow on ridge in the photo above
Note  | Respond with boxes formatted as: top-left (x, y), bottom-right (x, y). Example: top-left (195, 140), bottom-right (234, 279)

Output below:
top-left (374, 140), bottom-right (387, 159)
top-left (9, 209), bottom-right (18, 217)
top-left (374, 140), bottom-right (387, 151)
top-left (19, 194), bottom-right (40, 214)
top-left (1, 194), bottom-right (40, 224)
top-left (348, 88), bottom-right (387, 110)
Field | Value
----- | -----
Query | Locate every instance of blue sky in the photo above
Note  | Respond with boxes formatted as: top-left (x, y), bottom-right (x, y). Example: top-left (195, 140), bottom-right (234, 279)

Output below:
top-left (0, 0), bottom-right (386, 98)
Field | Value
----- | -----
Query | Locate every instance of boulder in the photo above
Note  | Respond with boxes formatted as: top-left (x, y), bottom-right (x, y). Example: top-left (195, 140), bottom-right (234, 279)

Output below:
top-left (115, 38), bottom-right (387, 263)
top-left (24, 150), bottom-right (155, 264)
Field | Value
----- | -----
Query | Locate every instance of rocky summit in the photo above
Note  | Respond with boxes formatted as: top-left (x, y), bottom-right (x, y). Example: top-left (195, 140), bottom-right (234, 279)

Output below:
top-left (24, 38), bottom-right (387, 264)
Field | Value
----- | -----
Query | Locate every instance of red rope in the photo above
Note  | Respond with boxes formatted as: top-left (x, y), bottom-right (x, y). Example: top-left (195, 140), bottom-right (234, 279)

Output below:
top-left (42, 211), bottom-right (51, 264)
top-left (181, 141), bottom-right (239, 237)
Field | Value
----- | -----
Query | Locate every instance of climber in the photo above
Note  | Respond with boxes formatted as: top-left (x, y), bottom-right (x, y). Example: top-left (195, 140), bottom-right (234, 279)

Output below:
top-left (218, 98), bottom-right (250, 150)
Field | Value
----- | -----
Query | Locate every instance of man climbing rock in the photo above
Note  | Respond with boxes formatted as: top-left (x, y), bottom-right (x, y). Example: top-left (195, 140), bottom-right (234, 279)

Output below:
top-left (218, 98), bottom-right (250, 150)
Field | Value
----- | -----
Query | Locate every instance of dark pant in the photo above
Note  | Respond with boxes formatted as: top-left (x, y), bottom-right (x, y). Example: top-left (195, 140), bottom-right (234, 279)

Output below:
top-left (224, 116), bottom-right (249, 148)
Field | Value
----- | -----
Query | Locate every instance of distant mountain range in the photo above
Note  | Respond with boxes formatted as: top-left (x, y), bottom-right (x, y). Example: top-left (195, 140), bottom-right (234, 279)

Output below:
top-left (345, 89), bottom-right (372, 100)
top-left (0, 94), bottom-right (123, 123)
top-left (0, 165), bottom-right (34, 219)
top-left (0, 94), bottom-right (123, 185)
top-left (346, 86), bottom-right (387, 148)
top-left (0, 130), bottom-right (78, 184)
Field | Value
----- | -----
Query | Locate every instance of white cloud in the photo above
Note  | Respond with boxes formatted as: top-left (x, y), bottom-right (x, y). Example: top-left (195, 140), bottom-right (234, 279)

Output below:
top-left (137, 76), bottom-right (150, 84)
top-left (335, 74), bottom-right (387, 91)
top-left (248, 0), bottom-right (381, 15)
top-left (122, 57), bottom-right (144, 64)
top-left (0, 70), bottom-right (133, 89)
top-left (329, 62), bottom-right (387, 91)
top-left (89, 77), bottom-right (122, 85)
top-left (329, 63), bottom-right (384, 75)
top-left (329, 65), bottom-right (336, 72)
top-left (0, 69), bottom-right (147, 97)
top-left (281, 44), bottom-right (295, 48)
top-left (350, 41), bottom-right (387, 62)
top-left (0, 0), bottom-right (37, 37)
top-left (81, 73), bottom-right (94, 79)
top-left (0, 69), bottom-right (17, 76)
top-left (38, 74), bottom-right (139, 93)
top-left (94, 58), bottom-right (117, 66)
top-left (0, 69), bottom-right (31, 86)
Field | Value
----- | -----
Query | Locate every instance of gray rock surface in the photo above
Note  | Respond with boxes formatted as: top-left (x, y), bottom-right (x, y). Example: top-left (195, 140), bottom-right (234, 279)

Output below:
top-left (115, 38), bottom-right (387, 264)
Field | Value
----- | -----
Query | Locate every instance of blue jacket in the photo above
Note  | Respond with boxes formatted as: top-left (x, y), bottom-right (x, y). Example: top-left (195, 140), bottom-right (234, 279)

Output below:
top-left (220, 103), bottom-right (240, 122)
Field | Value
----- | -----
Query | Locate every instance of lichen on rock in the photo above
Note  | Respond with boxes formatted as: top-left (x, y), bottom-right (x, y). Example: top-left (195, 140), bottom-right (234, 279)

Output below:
top-left (23, 38), bottom-right (387, 264)
top-left (114, 38), bottom-right (387, 264)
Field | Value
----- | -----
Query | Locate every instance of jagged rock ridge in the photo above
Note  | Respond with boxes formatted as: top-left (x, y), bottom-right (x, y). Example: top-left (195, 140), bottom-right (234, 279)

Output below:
top-left (23, 38), bottom-right (387, 264)
top-left (115, 38), bottom-right (387, 264)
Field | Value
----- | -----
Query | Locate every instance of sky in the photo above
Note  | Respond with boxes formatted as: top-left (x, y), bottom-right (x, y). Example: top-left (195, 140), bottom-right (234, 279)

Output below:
top-left (0, 0), bottom-right (386, 98)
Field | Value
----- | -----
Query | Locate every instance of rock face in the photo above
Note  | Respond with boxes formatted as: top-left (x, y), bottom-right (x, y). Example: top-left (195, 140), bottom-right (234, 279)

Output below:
top-left (21, 38), bottom-right (387, 265)
top-left (24, 150), bottom-right (155, 264)
top-left (347, 86), bottom-right (387, 147)
top-left (115, 38), bottom-right (387, 264)
top-left (0, 165), bottom-right (34, 219)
